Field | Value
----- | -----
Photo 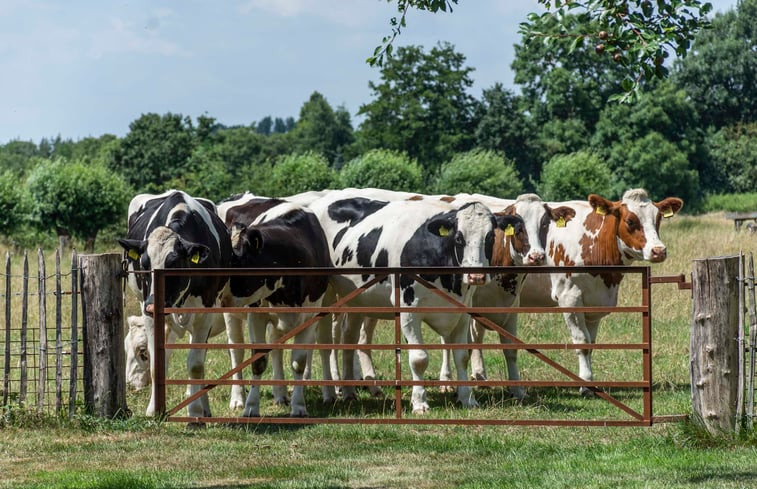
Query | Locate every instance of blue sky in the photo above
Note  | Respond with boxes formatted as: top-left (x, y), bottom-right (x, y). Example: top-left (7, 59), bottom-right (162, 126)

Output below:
top-left (0, 0), bottom-right (738, 144)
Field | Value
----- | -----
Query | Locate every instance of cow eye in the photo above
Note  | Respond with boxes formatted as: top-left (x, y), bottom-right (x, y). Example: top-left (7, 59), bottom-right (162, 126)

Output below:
top-left (454, 232), bottom-right (465, 246)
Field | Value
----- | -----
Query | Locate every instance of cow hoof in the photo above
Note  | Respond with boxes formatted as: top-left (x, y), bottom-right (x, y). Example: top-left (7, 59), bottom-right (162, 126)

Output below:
top-left (229, 399), bottom-right (244, 411)
top-left (412, 402), bottom-right (430, 414)
top-left (368, 386), bottom-right (385, 399)
top-left (439, 385), bottom-right (455, 394)
top-left (509, 387), bottom-right (526, 401)
top-left (242, 408), bottom-right (260, 417)
top-left (580, 386), bottom-right (596, 398)
top-left (341, 388), bottom-right (358, 402)
top-left (458, 397), bottom-right (479, 409)
top-left (290, 407), bottom-right (308, 417)
top-left (274, 396), bottom-right (291, 407)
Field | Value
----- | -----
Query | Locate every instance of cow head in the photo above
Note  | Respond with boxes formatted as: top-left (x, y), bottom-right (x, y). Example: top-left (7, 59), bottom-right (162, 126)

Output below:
top-left (427, 202), bottom-right (522, 285)
top-left (502, 193), bottom-right (576, 266)
top-left (124, 315), bottom-right (150, 390)
top-left (119, 226), bottom-right (211, 316)
top-left (588, 189), bottom-right (683, 263)
top-left (229, 222), bottom-right (284, 302)
top-left (491, 212), bottom-right (530, 267)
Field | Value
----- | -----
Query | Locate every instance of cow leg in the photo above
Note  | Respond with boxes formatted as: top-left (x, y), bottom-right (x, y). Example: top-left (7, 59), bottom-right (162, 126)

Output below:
top-left (269, 327), bottom-right (290, 407)
top-left (357, 317), bottom-right (384, 398)
top-left (316, 313), bottom-right (337, 404)
top-left (580, 316), bottom-right (603, 397)
top-left (242, 312), bottom-right (269, 417)
top-left (469, 319), bottom-right (487, 382)
top-left (448, 315), bottom-right (477, 409)
top-left (186, 317), bottom-right (213, 419)
top-left (438, 338), bottom-right (454, 393)
top-left (561, 306), bottom-right (594, 396)
top-left (144, 315), bottom-right (158, 416)
top-left (223, 312), bottom-right (246, 411)
top-left (498, 313), bottom-right (525, 400)
top-left (400, 314), bottom-right (429, 414)
top-left (341, 314), bottom-right (363, 401)
top-left (288, 315), bottom-right (317, 417)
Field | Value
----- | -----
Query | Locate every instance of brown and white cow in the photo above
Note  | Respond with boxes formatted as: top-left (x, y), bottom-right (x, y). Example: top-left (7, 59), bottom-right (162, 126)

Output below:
top-left (518, 188), bottom-right (683, 395)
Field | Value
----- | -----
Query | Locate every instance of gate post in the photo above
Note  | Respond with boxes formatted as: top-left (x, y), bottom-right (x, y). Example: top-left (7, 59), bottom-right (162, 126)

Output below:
top-left (691, 255), bottom-right (741, 434)
top-left (80, 253), bottom-right (128, 418)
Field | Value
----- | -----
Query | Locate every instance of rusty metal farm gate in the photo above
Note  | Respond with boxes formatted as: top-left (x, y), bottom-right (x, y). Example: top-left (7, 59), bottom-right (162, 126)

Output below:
top-left (150, 265), bottom-right (692, 427)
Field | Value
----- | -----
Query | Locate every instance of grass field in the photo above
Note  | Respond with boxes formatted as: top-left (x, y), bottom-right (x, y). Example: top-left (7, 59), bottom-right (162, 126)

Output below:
top-left (1, 211), bottom-right (757, 488)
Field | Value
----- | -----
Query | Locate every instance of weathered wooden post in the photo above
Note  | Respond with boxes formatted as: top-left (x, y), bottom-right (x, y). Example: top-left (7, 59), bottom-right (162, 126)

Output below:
top-left (691, 255), bottom-right (741, 433)
top-left (80, 253), bottom-right (127, 418)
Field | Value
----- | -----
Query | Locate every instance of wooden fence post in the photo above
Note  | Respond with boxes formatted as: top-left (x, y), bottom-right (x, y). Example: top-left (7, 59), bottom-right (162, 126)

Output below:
top-left (80, 253), bottom-right (127, 418)
top-left (691, 255), bottom-right (741, 433)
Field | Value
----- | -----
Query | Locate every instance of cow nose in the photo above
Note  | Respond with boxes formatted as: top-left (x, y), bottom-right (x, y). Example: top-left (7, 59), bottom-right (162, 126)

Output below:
top-left (466, 273), bottom-right (487, 285)
top-left (650, 246), bottom-right (667, 262)
top-left (144, 303), bottom-right (155, 317)
top-left (528, 251), bottom-right (545, 266)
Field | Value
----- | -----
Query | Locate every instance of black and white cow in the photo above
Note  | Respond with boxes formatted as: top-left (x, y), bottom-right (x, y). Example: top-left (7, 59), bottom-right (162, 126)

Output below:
top-left (217, 192), bottom-right (334, 417)
top-left (307, 190), bottom-right (528, 413)
top-left (118, 189), bottom-right (234, 418)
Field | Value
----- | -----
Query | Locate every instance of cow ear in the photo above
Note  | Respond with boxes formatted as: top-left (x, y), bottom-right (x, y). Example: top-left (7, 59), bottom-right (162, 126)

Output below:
top-left (588, 195), bottom-right (619, 217)
top-left (230, 223), bottom-right (248, 256)
top-left (427, 216), bottom-right (455, 237)
top-left (495, 214), bottom-right (522, 237)
top-left (502, 204), bottom-right (517, 216)
top-left (119, 238), bottom-right (145, 261)
top-left (245, 229), bottom-right (264, 255)
top-left (546, 205), bottom-right (576, 227)
top-left (180, 241), bottom-right (210, 265)
top-left (655, 197), bottom-right (683, 218)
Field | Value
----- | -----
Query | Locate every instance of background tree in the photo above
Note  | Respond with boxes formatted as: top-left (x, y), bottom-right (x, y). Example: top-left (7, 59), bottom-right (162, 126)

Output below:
top-left (591, 81), bottom-right (705, 201)
top-left (674, 0), bottom-right (757, 130)
top-left (338, 149), bottom-right (423, 192)
top-left (26, 158), bottom-right (131, 250)
top-left (109, 112), bottom-right (197, 192)
top-left (290, 92), bottom-right (354, 165)
top-left (0, 140), bottom-right (41, 177)
top-left (357, 42), bottom-right (478, 175)
top-left (256, 116), bottom-right (273, 136)
top-left (704, 123), bottom-right (757, 194)
top-left (474, 84), bottom-right (537, 188)
top-left (270, 152), bottom-right (335, 197)
top-left (538, 151), bottom-right (612, 201)
top-left (372, 1), bottom-right (712, 100)
top-left (608, 132), bottom-right (700, 207)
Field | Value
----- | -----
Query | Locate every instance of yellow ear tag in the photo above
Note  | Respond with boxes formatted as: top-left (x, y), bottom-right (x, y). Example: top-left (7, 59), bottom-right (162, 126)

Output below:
top-left (505, 224), bottom-right (515, 236)
top-left (556, 217), bottom-right (566, 228)
top-left (596, 207), bottom-right (607, 216)
top-left (128, 249), bottom-right (139, 261)
top-left (190, 252), bottom-right (200, 264)
top-left (662, 208), bottom-right (674, 218)
top-left (438, 226), bottom-right (450, 237)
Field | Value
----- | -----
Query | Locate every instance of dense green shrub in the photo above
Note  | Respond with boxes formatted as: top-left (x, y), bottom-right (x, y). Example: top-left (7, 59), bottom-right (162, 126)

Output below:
top-left (270, 152), bottom-right (334, 196)
top-left (26, 158), bottom-right (131, 250)
top-left (702, 193), bottom-right (757, 213)
top-left (433, 149), bottom-right (523, 197)
top-left (0, 171), bottom-right (29, 237)
top-left (338, 149), bottom-right (423, 192)
top-left (538, 150), bottom-right (612, 201)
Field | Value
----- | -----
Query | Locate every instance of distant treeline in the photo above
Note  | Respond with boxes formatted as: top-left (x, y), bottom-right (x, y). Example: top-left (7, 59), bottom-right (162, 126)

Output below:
top-left (0, 1), bottom-right (755, 250)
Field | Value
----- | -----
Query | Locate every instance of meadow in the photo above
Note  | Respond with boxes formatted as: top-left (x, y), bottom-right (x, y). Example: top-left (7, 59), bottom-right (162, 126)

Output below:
top-left (1, 211), bottom-right (756, 488)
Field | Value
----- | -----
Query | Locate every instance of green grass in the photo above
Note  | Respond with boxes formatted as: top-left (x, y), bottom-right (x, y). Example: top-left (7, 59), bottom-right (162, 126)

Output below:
top-left (2, 212), bottom-right (757, 488)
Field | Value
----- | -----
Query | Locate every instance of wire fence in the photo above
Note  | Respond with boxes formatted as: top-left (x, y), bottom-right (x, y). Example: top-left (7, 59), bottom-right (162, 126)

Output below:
top-left (1, 248), bottom-right (82, 417)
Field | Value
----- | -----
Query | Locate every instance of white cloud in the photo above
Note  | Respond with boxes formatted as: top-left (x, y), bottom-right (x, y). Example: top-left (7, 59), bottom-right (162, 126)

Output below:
top-left (88, 14), bottom-right (191, 59)
top-left (237, 0), bottom-right (383, 28)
